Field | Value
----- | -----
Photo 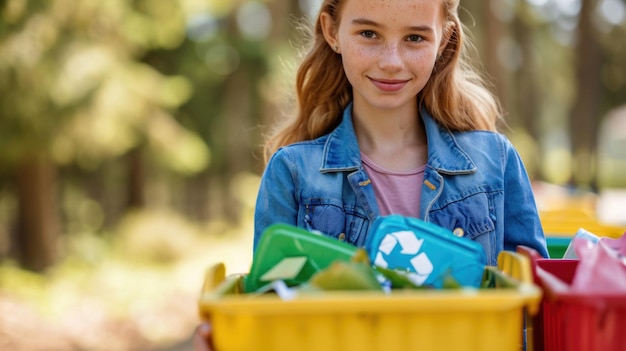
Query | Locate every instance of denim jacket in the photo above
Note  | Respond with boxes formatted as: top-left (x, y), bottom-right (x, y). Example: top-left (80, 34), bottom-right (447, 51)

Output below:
top-left (254, 103), bottom-right (548, 265)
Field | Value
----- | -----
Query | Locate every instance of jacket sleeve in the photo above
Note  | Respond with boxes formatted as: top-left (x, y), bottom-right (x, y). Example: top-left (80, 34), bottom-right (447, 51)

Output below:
top-left (253, 148), bottom-right (299, 252)
top-left (501, 137), bottom-right (550, 257)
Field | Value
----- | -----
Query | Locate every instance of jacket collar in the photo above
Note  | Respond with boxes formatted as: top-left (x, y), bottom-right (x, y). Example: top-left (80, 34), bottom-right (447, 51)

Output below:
top-left (320, 103), bottom-right (362, 172)
top-left (320, 102), bottom-right (476, 174)
top-left (420, 106), bottom-right (477, 174)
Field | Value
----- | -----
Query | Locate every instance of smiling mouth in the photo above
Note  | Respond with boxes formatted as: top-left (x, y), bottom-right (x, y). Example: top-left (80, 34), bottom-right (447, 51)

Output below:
top-left (369, 78), bottom-right (409, 92)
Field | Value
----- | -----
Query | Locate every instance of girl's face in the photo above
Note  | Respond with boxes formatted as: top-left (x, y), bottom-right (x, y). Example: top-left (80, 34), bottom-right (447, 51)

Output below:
top-left (322, 0), bottom-right (449, 114)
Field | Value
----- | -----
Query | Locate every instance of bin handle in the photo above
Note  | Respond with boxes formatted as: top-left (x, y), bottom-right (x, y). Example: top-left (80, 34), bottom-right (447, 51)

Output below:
top-left (497, 250), bottom-right (532, 285)
top-left (198, 263), bottom-right (228, 321)
top-left (516, 246), bottom-right (544, 285)
top-left (201, 263), bottom-right (227, 294)
top-left (497, 250), bottom-right (543, 317)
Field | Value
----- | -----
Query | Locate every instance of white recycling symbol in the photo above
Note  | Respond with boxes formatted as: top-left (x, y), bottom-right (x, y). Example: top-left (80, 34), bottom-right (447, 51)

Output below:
top-left (374, 230), bottom-right (434, 286)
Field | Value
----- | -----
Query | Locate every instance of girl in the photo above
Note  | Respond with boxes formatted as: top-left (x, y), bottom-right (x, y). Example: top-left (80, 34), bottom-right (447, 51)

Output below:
top-left (254, 0), bottom-right (548, 263)
top-left (195, 0), bottom-right (548, 349)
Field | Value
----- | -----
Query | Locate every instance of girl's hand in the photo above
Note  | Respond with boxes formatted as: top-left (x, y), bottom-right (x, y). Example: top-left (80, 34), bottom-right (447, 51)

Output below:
top-left (193, 322), bottom-right (215, 351)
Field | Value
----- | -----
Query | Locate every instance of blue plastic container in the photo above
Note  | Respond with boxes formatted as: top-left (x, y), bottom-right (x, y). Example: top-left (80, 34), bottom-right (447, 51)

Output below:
top-left (365, 215), bottom-right (487, 288)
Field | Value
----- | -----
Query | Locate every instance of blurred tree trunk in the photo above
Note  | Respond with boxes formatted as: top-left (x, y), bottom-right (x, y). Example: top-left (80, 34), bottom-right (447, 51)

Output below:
top-left (220, 60), bottom-right (254, 222)
top-left (570, 0), bottom-right (603, 190)
top-left (268, 0), bottom-right (301, 41)
top-left (484, 0), bottom-right (509, 121)
top-left (207, 0), bottom-right (302, 222)
top-left (513, 3), bottom-right (538, 140)
top-left (511, 1), bottom-right (540, 179)
top-left (126, 147), bottom-right (145, 209)
top-left (256, 0), bottom-right (303, 163)
top-left (14, 155), bottom-right (60, 271)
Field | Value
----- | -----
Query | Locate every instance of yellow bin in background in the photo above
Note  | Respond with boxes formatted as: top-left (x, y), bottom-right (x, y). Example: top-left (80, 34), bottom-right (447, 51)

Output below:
top-left (199, 251), bottom-right (541, 351)
top-left (540, 206), bottom-right (626, 257)
top-left (540, 207), bottom-right (625, 238)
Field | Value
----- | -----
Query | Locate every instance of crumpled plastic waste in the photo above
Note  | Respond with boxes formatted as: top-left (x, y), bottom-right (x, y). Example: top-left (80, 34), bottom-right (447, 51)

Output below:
top-left (569, 230), bottom-right (626, 293)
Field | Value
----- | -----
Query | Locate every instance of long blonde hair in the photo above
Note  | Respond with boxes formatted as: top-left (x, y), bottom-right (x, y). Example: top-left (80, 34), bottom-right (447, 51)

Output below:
top-left (264, 0), bottom-right (501, 160)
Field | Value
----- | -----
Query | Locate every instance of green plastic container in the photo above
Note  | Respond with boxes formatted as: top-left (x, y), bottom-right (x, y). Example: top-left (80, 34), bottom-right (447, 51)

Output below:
top-left (546, 236), bottom-right (571, 258)
top-left (244, 224), bottom-right (358, 292)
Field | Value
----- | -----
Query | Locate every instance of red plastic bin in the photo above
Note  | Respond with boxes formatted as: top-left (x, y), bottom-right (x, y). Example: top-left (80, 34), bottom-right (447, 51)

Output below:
top-left (517, 246), bottom-right (626, 351)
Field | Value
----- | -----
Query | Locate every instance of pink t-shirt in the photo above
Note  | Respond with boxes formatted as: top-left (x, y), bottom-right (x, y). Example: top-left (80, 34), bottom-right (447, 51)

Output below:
top-left (361, 152), bottom-right (425, 218)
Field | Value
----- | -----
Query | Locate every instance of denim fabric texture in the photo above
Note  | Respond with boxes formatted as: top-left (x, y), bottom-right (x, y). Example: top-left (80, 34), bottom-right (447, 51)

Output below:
top-left (254, 103), bottom-right (549, 265)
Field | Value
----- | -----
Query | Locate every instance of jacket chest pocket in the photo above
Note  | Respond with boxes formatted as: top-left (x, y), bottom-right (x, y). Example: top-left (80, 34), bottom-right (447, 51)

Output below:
top-left (428, 192), bottom-right (496, 263)
top-left (300, 200), bottom-right (368, 246)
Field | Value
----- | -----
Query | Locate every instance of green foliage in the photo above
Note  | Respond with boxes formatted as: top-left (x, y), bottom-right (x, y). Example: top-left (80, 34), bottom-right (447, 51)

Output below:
top-left (113, 209), bottom-right (201, 265)
top-left (308, 258), bottom-right (383, 292)
top-left (0, 260), bottom-right (49, 298)
top-left (0, 0), bottom-right (210, 175)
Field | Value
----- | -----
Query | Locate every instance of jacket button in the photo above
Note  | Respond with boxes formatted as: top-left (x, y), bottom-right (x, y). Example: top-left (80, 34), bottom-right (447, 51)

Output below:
top-left (453, 228), bottom-right (464, 237)
top-left (338, 233), bottom-right (346, 241)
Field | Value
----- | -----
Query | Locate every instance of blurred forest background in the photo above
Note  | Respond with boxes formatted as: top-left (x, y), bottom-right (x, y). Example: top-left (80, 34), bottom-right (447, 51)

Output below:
top-left (1, 0), bottom-right (625, 350)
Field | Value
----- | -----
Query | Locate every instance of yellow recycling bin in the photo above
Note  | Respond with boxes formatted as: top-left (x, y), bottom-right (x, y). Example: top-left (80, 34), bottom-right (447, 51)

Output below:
top-left (198, 251), bottom-right (541, 351)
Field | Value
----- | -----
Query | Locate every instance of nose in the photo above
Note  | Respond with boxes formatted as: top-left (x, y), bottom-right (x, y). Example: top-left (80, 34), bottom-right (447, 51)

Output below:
top-left (378, 43), bottom-right (403, 72)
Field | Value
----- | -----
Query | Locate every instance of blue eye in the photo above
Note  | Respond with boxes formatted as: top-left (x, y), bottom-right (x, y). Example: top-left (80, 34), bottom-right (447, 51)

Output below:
top-left (407, 35), bottom-right (423, 42)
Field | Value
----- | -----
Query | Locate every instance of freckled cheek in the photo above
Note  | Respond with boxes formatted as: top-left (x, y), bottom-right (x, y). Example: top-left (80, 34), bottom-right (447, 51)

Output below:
top-left (344, 45), bottom-right (377, 61)
top-left (341, 47), bottom-right (376, 73)
top-left (409, 52), bottom-right (436, 72)
top-left (340, 57), bottom-right (363, 85)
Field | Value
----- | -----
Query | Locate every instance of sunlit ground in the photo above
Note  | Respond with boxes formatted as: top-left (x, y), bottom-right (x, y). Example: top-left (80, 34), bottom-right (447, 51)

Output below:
top-left (0, 209), bottom-right (254, 351)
